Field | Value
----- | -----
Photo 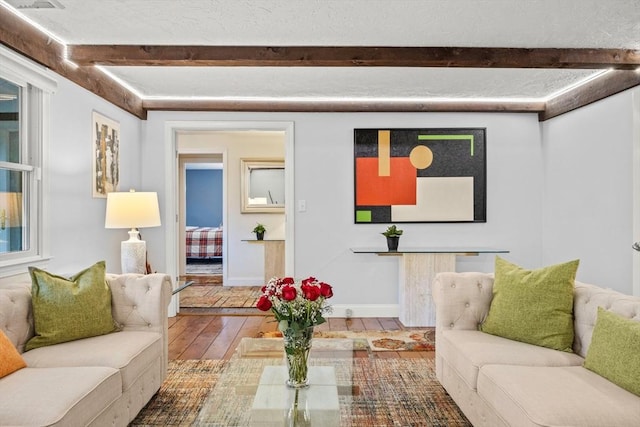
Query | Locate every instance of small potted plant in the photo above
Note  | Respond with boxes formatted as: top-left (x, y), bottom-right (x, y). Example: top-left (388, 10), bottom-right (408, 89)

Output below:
top-left (381, 224), bottom-right (403, 252)
top-left (253, 223), bottom-right (266, 240)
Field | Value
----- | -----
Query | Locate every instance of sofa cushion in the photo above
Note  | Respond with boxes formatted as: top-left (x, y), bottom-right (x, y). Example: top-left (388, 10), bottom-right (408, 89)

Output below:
top-left (481, 256), bottom-right (578, 352)
top-left (0, 330), bottom-right (26, 378)
top-left (583, 307), bottom-right (640, 396)
top-left (22, 330), bottom-right (161, 392)
top-left (0, 366), bottom-right (121, 426)
top-left (478, 365), bottom-right (640, 427)
top-left (25, 261), bottom-right (118, 351)
top-left (439, 330), bottom-right (583, 390)
top-left (0, 287), bottom-right (33, 353)
top-left (573, 282), bottom-right (640, 357)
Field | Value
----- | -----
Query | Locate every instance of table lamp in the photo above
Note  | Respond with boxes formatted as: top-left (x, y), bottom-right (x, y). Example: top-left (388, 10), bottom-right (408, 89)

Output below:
top-left (105, 190), bottom-right (161, 273)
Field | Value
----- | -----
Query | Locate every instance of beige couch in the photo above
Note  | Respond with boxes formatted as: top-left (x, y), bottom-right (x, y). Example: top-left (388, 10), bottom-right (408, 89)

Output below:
top-left (433, 272), bottom-right (640, 427)
top-left (0, 273), bottom-right (173, 427)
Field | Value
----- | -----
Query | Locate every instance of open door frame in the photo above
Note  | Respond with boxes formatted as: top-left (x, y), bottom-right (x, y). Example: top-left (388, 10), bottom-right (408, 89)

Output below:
top-left (164, 121), bottom-right (295, 315)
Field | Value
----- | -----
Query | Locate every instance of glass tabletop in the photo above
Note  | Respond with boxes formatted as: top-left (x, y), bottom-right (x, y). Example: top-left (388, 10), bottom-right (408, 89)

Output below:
top-left (194, 338), bottom-right (355, 426)
top-left (350, 246), bottom-right (509, 254)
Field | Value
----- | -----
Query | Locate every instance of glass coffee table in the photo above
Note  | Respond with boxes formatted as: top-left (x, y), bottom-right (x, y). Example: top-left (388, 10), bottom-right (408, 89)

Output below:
top-left (193, 337), bottom-right (356, 426)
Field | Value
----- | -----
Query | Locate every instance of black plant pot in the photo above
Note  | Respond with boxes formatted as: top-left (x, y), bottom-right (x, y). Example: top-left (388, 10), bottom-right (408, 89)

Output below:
top-left (256, 231), bottom-right (265, 240)
top-left (386, 236), bottom-right (399, 252)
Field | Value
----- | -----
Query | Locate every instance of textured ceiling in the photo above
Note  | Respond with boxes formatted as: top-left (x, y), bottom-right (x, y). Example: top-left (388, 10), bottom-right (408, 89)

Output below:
top-left (3, 0), bottom-right (640, 102)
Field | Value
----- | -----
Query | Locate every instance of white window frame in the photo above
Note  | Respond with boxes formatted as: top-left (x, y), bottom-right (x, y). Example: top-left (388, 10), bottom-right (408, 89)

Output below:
top-left (0, 45), bottom-right (56, 277)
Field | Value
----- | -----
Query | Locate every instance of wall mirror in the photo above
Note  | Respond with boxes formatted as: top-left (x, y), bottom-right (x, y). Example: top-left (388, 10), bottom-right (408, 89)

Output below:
top-left (241, 159), bottom-right (285, 213)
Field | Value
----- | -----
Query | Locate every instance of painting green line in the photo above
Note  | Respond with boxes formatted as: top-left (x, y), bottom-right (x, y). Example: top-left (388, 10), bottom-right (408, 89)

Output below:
top-left (418, 134), bottom-right (475, 156)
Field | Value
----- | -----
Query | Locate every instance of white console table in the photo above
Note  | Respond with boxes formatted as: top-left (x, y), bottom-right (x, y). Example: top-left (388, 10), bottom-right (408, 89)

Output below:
top-left (350, 247), bottom-right (508, 327)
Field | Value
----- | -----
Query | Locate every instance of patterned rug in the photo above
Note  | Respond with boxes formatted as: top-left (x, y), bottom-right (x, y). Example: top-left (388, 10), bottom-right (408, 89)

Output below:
top-left (257, 328), bottom-right (436, 351)
top-left (131, 358), bottom-right (470, 426)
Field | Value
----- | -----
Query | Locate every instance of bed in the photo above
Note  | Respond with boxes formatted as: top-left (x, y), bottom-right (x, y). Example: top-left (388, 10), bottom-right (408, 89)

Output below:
top-left (186, 226), bottom-right (223, 259)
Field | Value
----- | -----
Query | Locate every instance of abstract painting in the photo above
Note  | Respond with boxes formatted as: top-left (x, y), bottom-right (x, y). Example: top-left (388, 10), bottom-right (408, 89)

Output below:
top-left (92, 111), bottom-right (120, 198)
top-left (354, 128), bottom-right (486, 223)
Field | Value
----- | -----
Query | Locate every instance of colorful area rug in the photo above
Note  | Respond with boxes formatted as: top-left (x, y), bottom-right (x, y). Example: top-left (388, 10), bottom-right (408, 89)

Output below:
top-left (257, 328), bottom-right (435, 352)
top-left (131, 358), bottom-right (470, 426)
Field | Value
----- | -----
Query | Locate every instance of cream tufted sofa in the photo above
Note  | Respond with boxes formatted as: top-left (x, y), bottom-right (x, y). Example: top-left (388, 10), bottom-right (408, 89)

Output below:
top-left (0, 273), bottom-right (172, 426)
top-left (433, 272), bottom-right (640, 427)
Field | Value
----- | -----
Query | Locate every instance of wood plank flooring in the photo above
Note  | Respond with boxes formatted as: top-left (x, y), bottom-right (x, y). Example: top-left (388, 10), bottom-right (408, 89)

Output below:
top-left (168, 313), bottom-right (434, 361)
top-left (172, 277), bottom-right (434, 360)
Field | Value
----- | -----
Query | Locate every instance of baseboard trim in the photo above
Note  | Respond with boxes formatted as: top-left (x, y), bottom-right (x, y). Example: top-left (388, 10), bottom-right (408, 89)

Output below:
top-left (224, 277), bottom-right (264, 286)
top-left (328, 304), bottom-right (399, 318)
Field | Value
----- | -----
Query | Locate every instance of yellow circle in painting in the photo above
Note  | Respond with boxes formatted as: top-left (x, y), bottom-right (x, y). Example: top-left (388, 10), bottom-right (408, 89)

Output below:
top-left (410, 145), bottom-right (433, 169)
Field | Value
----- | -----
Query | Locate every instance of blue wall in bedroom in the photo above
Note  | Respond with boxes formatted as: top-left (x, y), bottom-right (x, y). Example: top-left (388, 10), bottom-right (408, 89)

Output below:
top-left (186, 169), bottom-right (223, 228)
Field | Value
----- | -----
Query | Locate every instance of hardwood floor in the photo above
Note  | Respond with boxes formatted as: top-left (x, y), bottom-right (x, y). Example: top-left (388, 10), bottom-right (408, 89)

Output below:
top-left (168, 313), bottom-right (435, 361)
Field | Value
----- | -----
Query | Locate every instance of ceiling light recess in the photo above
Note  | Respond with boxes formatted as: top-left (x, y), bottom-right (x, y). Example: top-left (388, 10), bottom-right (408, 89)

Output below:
top-left (5, 0), bottom-right (64, 9)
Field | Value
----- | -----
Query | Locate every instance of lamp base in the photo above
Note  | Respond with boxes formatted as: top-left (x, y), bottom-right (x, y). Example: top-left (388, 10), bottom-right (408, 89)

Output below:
top-left (121, 229), bottom-right (147, 274)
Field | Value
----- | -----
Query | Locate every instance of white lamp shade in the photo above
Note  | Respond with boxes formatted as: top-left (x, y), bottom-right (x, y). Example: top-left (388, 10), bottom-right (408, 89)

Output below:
top-left (105, 191), bottom-right (161, 229)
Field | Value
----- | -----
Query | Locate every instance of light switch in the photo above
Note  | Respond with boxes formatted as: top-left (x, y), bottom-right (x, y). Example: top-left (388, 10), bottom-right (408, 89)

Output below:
top-left (298, 200), bottom-right (306, 212)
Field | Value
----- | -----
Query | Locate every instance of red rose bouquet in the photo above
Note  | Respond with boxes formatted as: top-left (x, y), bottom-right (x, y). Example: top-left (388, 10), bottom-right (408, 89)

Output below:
top-left (256, 276), bottom-right (333, 332)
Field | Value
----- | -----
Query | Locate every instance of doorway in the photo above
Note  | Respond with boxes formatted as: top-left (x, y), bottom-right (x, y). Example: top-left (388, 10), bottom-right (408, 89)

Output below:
top-left (179, 154), bottom-right (224, 282)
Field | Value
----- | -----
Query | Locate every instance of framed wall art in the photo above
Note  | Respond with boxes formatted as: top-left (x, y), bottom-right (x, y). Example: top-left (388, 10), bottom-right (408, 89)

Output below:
top-left (92, 111), bottom-right (120, 198)
top-left (354, 128), bottom-right (486, 223)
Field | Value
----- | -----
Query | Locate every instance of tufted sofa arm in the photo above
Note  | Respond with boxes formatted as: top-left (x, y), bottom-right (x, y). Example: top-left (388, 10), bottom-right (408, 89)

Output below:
top-left (106, 273), bottom-right (173, 378)
top-left (433, 272), bottom-right (495, 336)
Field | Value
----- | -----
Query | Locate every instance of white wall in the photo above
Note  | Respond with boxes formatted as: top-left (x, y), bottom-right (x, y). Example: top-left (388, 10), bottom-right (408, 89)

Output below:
top-left (38, 68), bottom-right (639, 309)
top-left (46, 77), bottom-right (142, 274)
top-left (542, 88), bottom-right (640, 294)
top-left (143, 111), bottom-right (543, 313)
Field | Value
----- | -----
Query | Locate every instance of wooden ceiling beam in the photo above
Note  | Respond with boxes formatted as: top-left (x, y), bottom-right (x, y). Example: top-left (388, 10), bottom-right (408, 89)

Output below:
top-left (142, 98), bottom-right (545, 114)
top-left (541, 70), bottom-right (640, 120)
top-left (68, 45), bottom-right (640, 69)
top-left (0, 8), bottom-right (145, 119)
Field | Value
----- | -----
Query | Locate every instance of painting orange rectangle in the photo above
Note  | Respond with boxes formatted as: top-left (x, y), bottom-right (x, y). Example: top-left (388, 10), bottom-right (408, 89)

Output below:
top-left (356, 157), bottom-right (416, 206)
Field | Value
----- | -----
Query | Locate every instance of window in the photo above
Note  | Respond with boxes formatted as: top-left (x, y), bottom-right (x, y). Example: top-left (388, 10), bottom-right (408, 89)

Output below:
top-left (0, 78), bottom-right (28, 256)
top-left (0, 45), bottom-right (56, 275)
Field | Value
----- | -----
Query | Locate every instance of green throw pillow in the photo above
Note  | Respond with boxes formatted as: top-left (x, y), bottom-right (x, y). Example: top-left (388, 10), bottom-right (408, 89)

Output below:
top-left (584, 307), bottom-right (640, 396)
top-left (25, 261), bottom-right (118, 351)
top-left (480, 256), bottom-right (579, 352)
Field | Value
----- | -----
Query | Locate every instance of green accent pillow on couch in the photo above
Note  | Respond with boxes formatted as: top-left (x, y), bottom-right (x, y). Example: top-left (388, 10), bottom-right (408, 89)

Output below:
top-left (480, 256), bottom-right (579, 352)
top-left (25, 261), bottom-right (118, 351)
top-left (584, 307), bottom-right (640, 396)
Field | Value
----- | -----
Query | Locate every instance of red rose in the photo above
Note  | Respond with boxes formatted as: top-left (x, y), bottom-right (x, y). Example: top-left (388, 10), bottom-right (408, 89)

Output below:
top-left (319, 282), bottom-right (333, 298)
top-left (301, 284), bottom-right (321, 301)
top-left (256, 295), bottom-right (272, 311)
top-left (281, 277), bottom-right (295, 285)
top-left (301, 277), bottom-right (316, 286)
top-left (281, 285), bottom-right (297, 301)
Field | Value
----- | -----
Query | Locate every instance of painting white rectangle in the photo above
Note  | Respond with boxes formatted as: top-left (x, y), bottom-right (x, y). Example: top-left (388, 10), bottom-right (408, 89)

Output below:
top-left (392, 177), bottom-right (474, 221)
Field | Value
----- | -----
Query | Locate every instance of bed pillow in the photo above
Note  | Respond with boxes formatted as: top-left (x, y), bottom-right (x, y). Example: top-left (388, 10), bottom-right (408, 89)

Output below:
top-left (25, 261), bottom-right (119, 351)
top-left (584, 307), bottom-right (640, 396)
top-left (480, 256), bottom-right (579, 352)
top-left (0, 329), bottom-right (26, 378)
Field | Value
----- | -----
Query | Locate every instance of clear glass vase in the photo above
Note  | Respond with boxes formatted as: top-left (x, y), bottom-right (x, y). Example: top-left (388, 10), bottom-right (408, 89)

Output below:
top-left (285, 389), bottom-right (311, 426)
top-left (282, 327), bottom-right (313, 388)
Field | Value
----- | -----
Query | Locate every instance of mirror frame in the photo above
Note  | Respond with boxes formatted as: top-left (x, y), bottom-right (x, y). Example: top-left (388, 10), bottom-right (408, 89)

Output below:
top-left (241, 158), bottom-right (285, 213)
